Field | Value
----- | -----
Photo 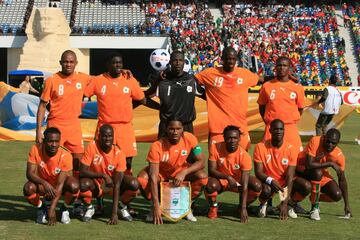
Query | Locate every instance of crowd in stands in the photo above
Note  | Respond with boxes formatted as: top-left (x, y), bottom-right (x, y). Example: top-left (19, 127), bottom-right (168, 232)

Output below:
top-left (344, 3), bottom-right (360, 68)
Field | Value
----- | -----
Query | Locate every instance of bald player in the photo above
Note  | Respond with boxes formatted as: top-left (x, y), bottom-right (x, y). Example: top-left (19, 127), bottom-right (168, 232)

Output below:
top-left (297, 129), bottom-right (351, 220)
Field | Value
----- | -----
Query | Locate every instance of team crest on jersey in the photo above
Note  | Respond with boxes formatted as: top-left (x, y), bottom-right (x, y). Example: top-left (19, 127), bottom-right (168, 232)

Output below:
top-left (290, 92), bottom-right (296, 99)
top-left (108, 165), bottom-right (114, 171)
top-left (76, 82), bottom-right (82, 89)
top-left (187, 86), bottom-right (193, 93)
top-left (123, 87), bottom-right (130, 93)
top-left (281, 158), bottom-right (289, 165)
top-left (181, 150), bottom-right (188, 156)
top-left (237, 78), bottom-right (243, 84)
top-left (234, 164), bottom-right (240, 170)
top-left (54, 167), bottom-right (61, 174)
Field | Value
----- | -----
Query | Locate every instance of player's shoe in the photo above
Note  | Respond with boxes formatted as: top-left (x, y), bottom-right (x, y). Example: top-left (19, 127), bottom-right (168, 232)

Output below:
top-left (289, 202), bottom-right (308, 214)
top-left (72, 202), bottom-right (85, 217)
top-left (258, 203), bottom-right (267, 218)
top-left (186, 210), bottom-right (197, 222)
top-left (127, 204), bottom-right (138, 216)
top-left (310, 208), bottom-right (321, 221)
top-left (145, 211), bottom-right (154, 222)
top-left (118, 205), bottom-right (133, 222)
top-left (36, 204), bottom-right (48, 224)
top-left (82, 204), bottom-right (95, 222)
top-left (207, 206), bottom-right (218, 219)
top-left (60, 206), bottom-right (71, 224)
top-left (288, 207), bottom-right (298, 219)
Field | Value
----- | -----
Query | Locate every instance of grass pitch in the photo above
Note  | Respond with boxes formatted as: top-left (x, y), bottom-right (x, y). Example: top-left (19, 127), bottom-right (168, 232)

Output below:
top-left (0, 113), bottom-right (359, 240)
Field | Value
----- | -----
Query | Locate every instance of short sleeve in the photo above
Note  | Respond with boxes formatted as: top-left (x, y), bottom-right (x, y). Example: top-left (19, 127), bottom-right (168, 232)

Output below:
top-left (208, 143), bottom-right (218, 162)
top-left (296, 84), bottom-right (305, 108)
top-left (81, 142), bottom-right (95, 166)
top-left (253, 143), bottom-right (263, 163)
top-left (288, 146), bottom-right (298, 167)
top-left (334, 149), bottom-right (346, 171)
top-left (147, 142), bottom-right (161, 163)
top-left (61, 152), bottom-right (73, 172)
top-left (186, 133), bottom-right (199, 149)
top-left (306, 137), bottom-right (318, 157)
top-left (194, 69), bottom-right (209, 86)
top-left (257, 85), bottom-right (268, 105)
top-left (241, 151), bottom-right (252, 171)
top-left (28, 145), bottom-right (38, 164)
top-left (84, 76), bottom-right (96, 97)
top-left (41, 77), bottom-right (53, 102)
top-left (131, 77), bottom-right (145, 100)
top-left (115, 150), bottom-right (127, 172)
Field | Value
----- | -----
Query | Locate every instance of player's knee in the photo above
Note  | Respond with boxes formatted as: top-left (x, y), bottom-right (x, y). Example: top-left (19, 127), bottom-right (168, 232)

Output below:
top-left (205, 178), bottom-right (219, 194)
top-left (23, 181), bottom-right (36, 196)
top-left (250, 179), bottom-right (262, 193)
top-left (65, 177), bottom-right (80, 193)
top-left (307, 169), bottom-right (322, 181)
top-left (196, 170), bottom-right (208, 180)
top-left (261, 183), bottom-right (272, 198)
top-left (128, 178), bottom-right (140, 191)
top-left (331, 190), bottom-right (342, 202)
top-left (303, 180), bottom-right (312, 195)
top-left (80, 178), bottom-right (92, 192)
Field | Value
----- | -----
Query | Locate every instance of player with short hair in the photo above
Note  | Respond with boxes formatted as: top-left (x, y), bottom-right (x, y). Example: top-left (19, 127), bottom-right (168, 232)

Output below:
top-left (36, 50), bottom-right (91, 176)
top-left (23, 127), bottom-right (79, 225)
top-left (205, 125), bottom-right (262, 223)
top-left (297, 128), bottom-right (351, 220)
top-left (84, 53), bottom-right (147, 176)
top-left (254, 119), bottom-right (310, 220)
top-left (79, 124), bottom-right (139, 223)
top-left (257, 56), bottom-right (305, 153)
top-left (145, 50), bottom-right (205, 138)
top-left (137, 119), bottom-right (208, 224)
top-left (194, 47), bottom-right (260, 151)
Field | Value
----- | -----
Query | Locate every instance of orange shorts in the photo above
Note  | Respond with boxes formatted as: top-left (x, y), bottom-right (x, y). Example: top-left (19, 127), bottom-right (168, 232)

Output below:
top-left (218, 178), bottom-right (240, 193)
top-left (139, 164), bottom-right (191, 184)
top-left (296, 168), bottom-right (334, 188)
top-left (264, 123), bottom-right (303, 153)
top-left (47, 119), bottom-right (84, 153)
top-left (209, 131), bottom-right (251, 151)
top-left (96, 122), bottom-right (137, 157)
top-left (93, 178), bottom-right (113, 197)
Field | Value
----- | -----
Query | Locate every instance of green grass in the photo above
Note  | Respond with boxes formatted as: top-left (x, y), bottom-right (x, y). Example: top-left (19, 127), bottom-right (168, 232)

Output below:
top-left (0, 113), bottom-right (359, 240)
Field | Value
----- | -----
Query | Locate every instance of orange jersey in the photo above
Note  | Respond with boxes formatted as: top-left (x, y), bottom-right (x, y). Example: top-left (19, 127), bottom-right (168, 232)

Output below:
top-left (147, 132), bottom-right (199, 179)
top-left (27, 144), bottom-right (72, 185)
top-left (84, 73), bottom-right (144, 123)
top-left (195, 67), bottom-right (259, 133)
top-left (81, 141), bottom-right (127, 178)
top-left (253, 140), bottom-right (297, 184)
top-left (257, 79), bottom-right (305, 124)
top-left (41, 72), bottom-right (90, 121)
top-left (297, 136), bottom-right (345, 174)
top-left (209, 142), bottom-right (252, 180)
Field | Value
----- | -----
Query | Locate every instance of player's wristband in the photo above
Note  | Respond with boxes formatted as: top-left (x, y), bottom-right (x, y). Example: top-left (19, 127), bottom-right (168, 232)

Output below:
top-left (265, 177), bottom-right (274, 185)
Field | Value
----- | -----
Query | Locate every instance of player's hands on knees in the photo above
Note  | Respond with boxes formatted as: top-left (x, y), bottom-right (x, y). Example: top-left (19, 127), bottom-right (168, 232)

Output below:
top-left (43, 182), bottom-right (57, 199)
top-left (108, 213), bottom-right (118, 225)
top-left (153, 207), bottom-right (163, 225)
top-left (103, 174), bottom-right (114, 188)
top-left (48, 208), bottom-right (57, 226)
top-left (270, 180), bottom-right (283, 193)
top-left (120, 69), bottom-right (133, 79)
top-left (174, 171), bottom-right (186, 186)
top-left (226, 176), bottom-right (239, 188)
top-left (279, 202), bottom-right (288, 220)
top-left (239, 207), bottom-right (248, 223)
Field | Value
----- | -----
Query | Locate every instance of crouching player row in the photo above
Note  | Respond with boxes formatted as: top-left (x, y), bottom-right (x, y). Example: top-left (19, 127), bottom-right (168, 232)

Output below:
top-left (23, 125), bottom-right (138, 225)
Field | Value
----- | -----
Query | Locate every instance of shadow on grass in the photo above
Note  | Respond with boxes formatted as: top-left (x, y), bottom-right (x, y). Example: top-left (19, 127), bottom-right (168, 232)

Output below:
top-left (0, 195), bottom-right (34, 221)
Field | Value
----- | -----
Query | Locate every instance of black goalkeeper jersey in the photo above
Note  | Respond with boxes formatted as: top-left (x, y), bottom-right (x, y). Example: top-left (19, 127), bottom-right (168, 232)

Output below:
top-left (157, 72), bottom-right (204, 123)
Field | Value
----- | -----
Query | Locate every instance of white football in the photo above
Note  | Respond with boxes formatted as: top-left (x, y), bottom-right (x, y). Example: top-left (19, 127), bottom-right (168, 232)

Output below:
top-left (183, 57), bottom-right (191, 73)
top-left (149, 49), bottom-right (170, 71)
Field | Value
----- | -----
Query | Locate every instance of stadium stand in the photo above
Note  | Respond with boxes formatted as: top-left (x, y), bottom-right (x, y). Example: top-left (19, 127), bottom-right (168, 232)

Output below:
top-left (0, 0), bottom-right (29, 34)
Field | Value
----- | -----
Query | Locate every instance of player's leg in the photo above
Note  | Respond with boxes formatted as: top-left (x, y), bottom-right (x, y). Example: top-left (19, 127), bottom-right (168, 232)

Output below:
top-left (118, 175), bottom-right (140, 221)
top-left (205, 177), bottom-right (222, 219)
top-left (246, 175), bottom-right (262, 204)
top-left (185, 170), bottom-right (208, 222)
top-left (315, 113), bottom-right (327, 136)
top-left (61, 176), bottom-right (80, 224)
top-left (79, 178), bottom-right (98, 222)
top-left (320, 179), bottom-right (342, 203)
top-left (258, 183), bottom-right (272, 218)
top-left (322, 114), bottom-right (334, 135)
top-left (157, 120), bottom-right (167, 139)
top-left (183, 122), bottom-right (194, 134)
top-left (303, 168), bottom-right (323, 220)
top-left (137, 167), bottom-right (152, 200)
top-left (289, 176), bottom-right (311, 214)
top-left (23, 181), bottom-right (49, 224)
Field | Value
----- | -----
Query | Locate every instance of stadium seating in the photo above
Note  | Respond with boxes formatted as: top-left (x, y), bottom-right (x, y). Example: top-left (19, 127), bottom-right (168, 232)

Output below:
top-left (0, 0), bottom-right (29, 34)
